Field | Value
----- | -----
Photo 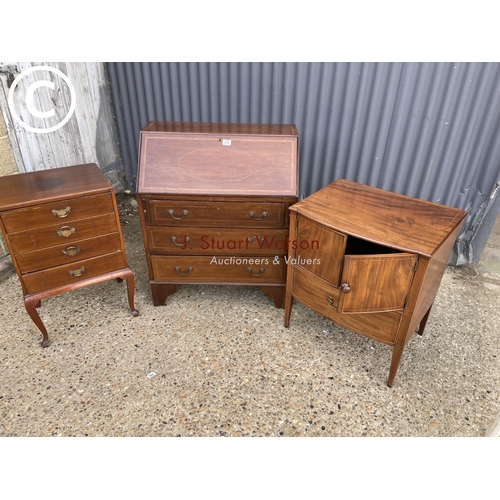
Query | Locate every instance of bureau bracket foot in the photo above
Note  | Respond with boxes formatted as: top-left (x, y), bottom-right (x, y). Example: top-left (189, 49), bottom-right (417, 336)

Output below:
top-left (24, 296), bottom-right (49, 348)
top-left (260, 286), bottom-right (285, 309)
top-left (151, 284), bottom-right (179, 306)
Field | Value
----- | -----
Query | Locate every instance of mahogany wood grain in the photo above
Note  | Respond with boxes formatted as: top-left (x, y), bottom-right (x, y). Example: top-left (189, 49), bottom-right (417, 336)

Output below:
top-left (149, 200), bottom-right (286, 227)
top-left (0, 163), bottom-right (139, 347)
top-left (15, 232), bottom-right (122, 274)
top-left (291, 179), bottom-right (466, 257)
top-left (137, 122), bottom-right (299, 306)
top-left (151, 255), bottom-right (286, 283)
top-left (1, 193), bottom-right (113, 232)
top-left (146, 227), bottom-right (290, 255)
top-left (284, 178), bottom-right (467, 386)
top-left (7, 213), bottom-right (118, 254)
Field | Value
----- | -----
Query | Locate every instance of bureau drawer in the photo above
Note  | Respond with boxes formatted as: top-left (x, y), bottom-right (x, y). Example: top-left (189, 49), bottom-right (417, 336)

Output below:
top-left (23, 251), bottom-right (127, 294)
top-left (151, 255), bottom-right (286, 283)
top-left (15, 232), bottom-right (122, 274)
top-left (7, 213), bottom-right (118, 254)
top-left (148, 200), bottom-right (285, 227)
top-left (291, 265), bottom-right (402, 344)
top-left (146, 227), bottom-right (290, 255)
top-left (1, 193), bottom-right (114, 232)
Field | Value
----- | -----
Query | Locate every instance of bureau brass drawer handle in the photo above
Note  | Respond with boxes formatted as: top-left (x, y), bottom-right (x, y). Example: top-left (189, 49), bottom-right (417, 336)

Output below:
top-left (248, 211), bottom-right (268, 221)
top-left (171, 236), bottom-right (190, 247)
top-left (168, 209), bottom-right (188, 220)
top-left (52, 207), bottom-right (71, 218)
top-left (174, 266), bottom-right (193, 275)
top-left (57, 226), bottom-right (76, 238)
top-left (340, 283), bottom-right (351, 294)
top-left (247, 267), bottom-right (265, 277)
top-left (62, 245), bottom-right (80, 256)
top-left (247, 235), bottom-right (264, 244)
top-left (68, 267), bottom-right (85, 277)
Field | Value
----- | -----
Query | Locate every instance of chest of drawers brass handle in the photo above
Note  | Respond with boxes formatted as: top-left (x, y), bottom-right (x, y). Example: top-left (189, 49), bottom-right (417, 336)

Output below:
top-left (68, 267), bottom-right (85, 277)
top-left (248, 211), bottom-right (268, 221)
top-left (62, 246), bottom-right (80, 256)
top-left (171, 236), bottom-right (190, 247)
top-left (247, 267), bottom-right (265, 277)
top-left (57, 226), bottom-right (76, 237)
top-left (52, 207), bottom-right (71, 218)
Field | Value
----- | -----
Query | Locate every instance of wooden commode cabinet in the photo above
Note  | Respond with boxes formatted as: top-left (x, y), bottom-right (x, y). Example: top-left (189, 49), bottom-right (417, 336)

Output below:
top-left (0, 163), bottom-right (139, 347)
top-left (136, 121), bottom-right (299, 307)
top-left (284, 179), bottom-right (467, 386)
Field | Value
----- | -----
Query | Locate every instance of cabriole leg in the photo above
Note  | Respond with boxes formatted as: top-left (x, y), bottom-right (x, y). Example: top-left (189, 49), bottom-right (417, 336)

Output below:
top-left (24, 296), bottom-right (49, 348)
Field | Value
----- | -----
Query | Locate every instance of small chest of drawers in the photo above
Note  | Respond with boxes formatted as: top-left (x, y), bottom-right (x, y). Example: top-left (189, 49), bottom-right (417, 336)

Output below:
top-left (136, 121), bottom-right (299, 307)
top-left (0, 163), bottom-right (139, 347)
top-left (284, 179), bottom-right (467, 386)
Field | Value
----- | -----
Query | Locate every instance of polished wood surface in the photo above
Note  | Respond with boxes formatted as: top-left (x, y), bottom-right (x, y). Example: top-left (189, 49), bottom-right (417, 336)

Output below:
top-left (146, 227), bottom-right (289, 255)
top-left (137, 122), bottom-right (299, 306)
top-left (151, 255), bottom-right (286, 283)
top-left (138, 121), bottom-right (298, 196)
top-left (285, 179), bottom-right (467, 386)
top-left (0, 164), bottom-right (139, 347)
top-left (0, 163), bottom-right (113, 211)
top-left (149, 200), bottom-right (286, 226)
top-left (291, 179), bottom-right (466, 257)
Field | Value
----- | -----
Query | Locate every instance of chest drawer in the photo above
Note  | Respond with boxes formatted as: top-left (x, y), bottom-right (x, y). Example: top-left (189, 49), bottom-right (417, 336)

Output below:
top-left (146, 227), bottom-right (290, 255)
top-left (7, 213), bottom-right (118, 254)
top-left (151, 255), bottom-right (286, 283)
top-left (148, 200), bottom-right (285, 227)
top-left (1, 193), bottom-right (114, 232)
top-left (23, 251), bottom-right (127, 294)
top-left (15, 232), bottom-right (122, 274)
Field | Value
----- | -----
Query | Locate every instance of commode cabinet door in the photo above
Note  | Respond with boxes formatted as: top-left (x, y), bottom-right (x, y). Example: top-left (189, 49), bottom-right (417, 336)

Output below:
top-left (295, 215), bottom-right (346, 286)
top-left (338, 253), bottom-right (418, 314)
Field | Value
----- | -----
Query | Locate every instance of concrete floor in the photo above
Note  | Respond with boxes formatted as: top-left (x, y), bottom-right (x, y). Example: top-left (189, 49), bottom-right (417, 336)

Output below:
top-left (0, 194), bottom-right (499, 437)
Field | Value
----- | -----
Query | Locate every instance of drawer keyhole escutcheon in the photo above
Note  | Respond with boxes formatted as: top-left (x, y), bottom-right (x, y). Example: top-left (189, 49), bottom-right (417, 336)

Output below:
top-left (171, 236), bottom-right (190, 247)
top-left (52, 207), bottom-right (71, 218)
top-left (175, 266), bottom-right (193, 276)
top-left (168, 209), bottom-right (188, 220)
top-left (68, 267), bottom-right (85, 277)
top-left (63, 246), bottom-right (80, 256)
top-left (57, 226), bottom-right (76, 238)
top-left (247, 267), bottom-right (265, 277)
top-left (340, 283), bottom-right (351, 294)
top-left (248, 211), bottom-right (268, 221)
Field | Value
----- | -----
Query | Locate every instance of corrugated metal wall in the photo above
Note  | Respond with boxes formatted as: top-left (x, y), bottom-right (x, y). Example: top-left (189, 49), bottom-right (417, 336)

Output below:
top-left (107, 62), bottom-right (500, 264)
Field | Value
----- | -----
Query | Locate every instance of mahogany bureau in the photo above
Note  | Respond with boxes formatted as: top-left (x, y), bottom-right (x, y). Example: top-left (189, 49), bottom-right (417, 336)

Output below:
top-left (136, 121), bottom-right (299, 307)
top-left (0, 163), bottom-right (139, 347)
top-left (284, 179), bottom-right (467, 386)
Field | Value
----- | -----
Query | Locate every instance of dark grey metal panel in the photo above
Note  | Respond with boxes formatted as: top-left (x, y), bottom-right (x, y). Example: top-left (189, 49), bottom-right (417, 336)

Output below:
top-left (106, 62), bottom-right (500, 264)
